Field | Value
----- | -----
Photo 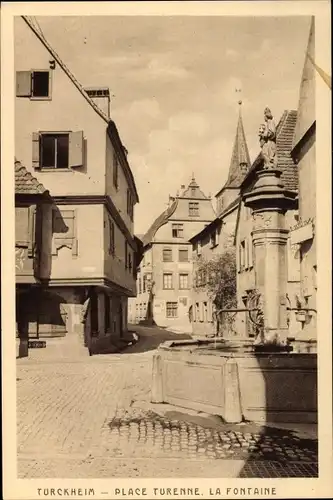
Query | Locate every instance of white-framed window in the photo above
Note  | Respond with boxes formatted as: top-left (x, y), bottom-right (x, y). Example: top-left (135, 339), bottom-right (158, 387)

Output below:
top-left (16, 70), bottom-right (51, 99)
top-left (163, 247), bottom-right (173, 262)
top-left (179, 273), bottom-right (189, 290)
top-left (172, 224), bottom-right (184, 238)
top-left (189, 202), bottom-right (199, 217)
top-left (166, 302), bottom-right (178, 318)
top-left (163, 273), bottom-right (173, 289)
top-left (178, 248), bottom-right (188, 262)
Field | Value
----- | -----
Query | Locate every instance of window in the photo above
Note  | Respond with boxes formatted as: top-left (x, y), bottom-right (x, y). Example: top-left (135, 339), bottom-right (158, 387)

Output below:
top-left (172, 224), bottom-right (184, 238)
top-left (239, 240), bottom-right (246, 271)
top-left (163, 247), bottom-right (173, 262)
top-left (16, 70), bottom-right (51, 99)
top-left (125, 241), bottom-right (128, 269)
top-left (138, 278), bottom-right (142, 294)
top-left (178, 248), bottom-right (188, 262)
top-left (210, 230), bottom-right (218, 248)
top-left (163, 273), bottom-right (173, 289)
top-left (113, 150), bottom-right (118, 188)
top-left (40, 134), bottom-right (69, 169)
top-left (166, 302), bottom-right (178, 318)
top-left (179, 273), bottom-right (189, 289)
top-left (191, 188), bottom-right (196, 197)
top-left (109, 220), bottom-right (115, 255)
top-left (127, 189), bottom-right (134, 220)
top-left (128, 251), bottom-right (132, 273)
top-left (143, 274), bottom-right (147, 293)
top-left (189, 202), bottom-right (199, 217)
top-left (32, 131), bottom-right (84, 170)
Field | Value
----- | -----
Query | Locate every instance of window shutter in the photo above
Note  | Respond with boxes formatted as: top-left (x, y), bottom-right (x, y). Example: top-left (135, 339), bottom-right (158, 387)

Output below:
top-left (15, 207), bottom-right (30, 246)
top-left (16, 71), bottom-right (32, 97)
top-left (28, 205), bottom-right (36, 257)
top-left (32, 132), bottom-right (40, 169)
top-left (69, 131), bottom-right (84, 168)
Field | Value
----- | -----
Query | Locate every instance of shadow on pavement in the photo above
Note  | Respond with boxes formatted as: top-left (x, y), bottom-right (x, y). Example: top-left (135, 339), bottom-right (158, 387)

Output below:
top-left (123, 325), bottom-right (192, 354)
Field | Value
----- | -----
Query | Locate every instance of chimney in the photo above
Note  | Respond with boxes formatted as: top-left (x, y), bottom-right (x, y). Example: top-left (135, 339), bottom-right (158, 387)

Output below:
top-left (180, 184), bottom-right (185, 189)
top-left (84, 87), bottom-right (110, 118)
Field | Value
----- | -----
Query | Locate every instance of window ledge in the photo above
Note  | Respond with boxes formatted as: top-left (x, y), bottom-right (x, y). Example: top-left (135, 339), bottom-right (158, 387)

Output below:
top-left (39, 168), bottom-right (74, 173)
top-left (30, 96), bottom-right (52, 101)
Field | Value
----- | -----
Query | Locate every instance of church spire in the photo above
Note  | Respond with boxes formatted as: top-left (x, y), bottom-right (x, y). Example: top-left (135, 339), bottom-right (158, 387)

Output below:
top-left (225, 100), bottom-right (251, 188)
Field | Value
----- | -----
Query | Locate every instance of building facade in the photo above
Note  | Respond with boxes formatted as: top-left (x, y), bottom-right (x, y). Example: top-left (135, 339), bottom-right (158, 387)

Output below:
top-left (129, 177), bottom-right (215, 331)
top-left (190, 104), bottom-right (251, 337)
top-left (290, 17), bottom-right (317, 344)
top-left (15, 16), bottom-right (139, 354)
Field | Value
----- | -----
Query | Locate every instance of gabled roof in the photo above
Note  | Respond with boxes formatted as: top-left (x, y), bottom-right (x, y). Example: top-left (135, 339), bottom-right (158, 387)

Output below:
top-left (242, 110), bottom-right (298, 191)
top-left (292, 16), bottom-right (316, 149)
top-left (15, 159), bottom-right (49, 195)
top-left (142, 199), bottom-right (179, 247)
top-left (22, 16), bottom-right (109, 124)
top-left (180, 175), bottom-right (209, 200)
top-left (189, 217), bottom-right (222, 244)
top-left (22, 16), bottom-right (139, 203)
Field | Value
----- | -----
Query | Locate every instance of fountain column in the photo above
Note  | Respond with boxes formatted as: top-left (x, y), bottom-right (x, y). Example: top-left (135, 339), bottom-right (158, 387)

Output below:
top-left (244, 169), bottom-right (297, 344)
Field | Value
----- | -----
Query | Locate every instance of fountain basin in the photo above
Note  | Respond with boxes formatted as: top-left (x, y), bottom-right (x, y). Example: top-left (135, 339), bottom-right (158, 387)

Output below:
top-left (151, 339), bottom-right (317, 424)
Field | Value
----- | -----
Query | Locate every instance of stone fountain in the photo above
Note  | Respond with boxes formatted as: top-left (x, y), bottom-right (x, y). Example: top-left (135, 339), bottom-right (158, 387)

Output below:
top-left (151, 109), bottom-right (317, 425)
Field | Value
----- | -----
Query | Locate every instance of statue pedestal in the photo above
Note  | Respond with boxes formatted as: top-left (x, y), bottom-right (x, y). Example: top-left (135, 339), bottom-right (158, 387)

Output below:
top-left (244, 169), bottom-right (297, 344)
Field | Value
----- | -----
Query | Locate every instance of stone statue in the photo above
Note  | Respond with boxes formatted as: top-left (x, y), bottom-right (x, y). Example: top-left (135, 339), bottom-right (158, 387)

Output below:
top-left (259, 107), bottom-right (278, 169)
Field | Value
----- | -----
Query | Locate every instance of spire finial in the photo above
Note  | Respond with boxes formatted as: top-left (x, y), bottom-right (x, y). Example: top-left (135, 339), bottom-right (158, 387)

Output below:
top-left (236, 88), bottom-right (242, 106)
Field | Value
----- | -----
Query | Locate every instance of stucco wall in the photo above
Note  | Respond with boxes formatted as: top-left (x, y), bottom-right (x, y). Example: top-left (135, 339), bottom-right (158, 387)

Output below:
top-left (105, 134), bottom-right (134, 235)
top-left (103, 206), bottom-right (136, 296)
top-left (15, 17), bottom-right (107, 196)
top-left (50, 203), bottom-right (104, 281)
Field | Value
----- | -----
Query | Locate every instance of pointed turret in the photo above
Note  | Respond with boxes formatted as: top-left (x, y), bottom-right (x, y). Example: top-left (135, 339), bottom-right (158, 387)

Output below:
top-left (225, 101), bottom-right (251, 187)
top-left (292, 17), bottom-right (315, 149)
top-left (215, 101), bottom-right (251, 214)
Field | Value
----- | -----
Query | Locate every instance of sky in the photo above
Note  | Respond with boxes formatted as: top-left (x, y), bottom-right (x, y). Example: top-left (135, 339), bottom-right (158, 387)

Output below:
top-left (33, 15), bottom-right (311, 234)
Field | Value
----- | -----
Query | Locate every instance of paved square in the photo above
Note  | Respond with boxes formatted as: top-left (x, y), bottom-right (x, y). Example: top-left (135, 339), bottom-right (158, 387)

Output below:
top-left (17, 327), bottom-right (318, 478)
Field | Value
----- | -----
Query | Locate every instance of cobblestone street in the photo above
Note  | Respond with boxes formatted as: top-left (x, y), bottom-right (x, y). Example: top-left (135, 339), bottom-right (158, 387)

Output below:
top-left (17, 326), bottom-right (318, 478)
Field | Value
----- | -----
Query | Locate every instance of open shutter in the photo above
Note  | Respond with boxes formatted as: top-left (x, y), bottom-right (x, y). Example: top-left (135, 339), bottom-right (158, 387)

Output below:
top-left (15, 207), bottom-right (30, 246)
top-left (16, 71), bottom-right (32, 97)
top-left (69, 131), bottom-right (84, 168)
top-left (32, 132), bottom-right (40, 169)
top-left (28, 205), bottom-right (36, 257)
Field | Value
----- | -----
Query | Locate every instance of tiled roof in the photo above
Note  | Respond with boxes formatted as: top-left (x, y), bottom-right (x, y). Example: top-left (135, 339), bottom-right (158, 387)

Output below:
top-left (242, 110), bottom-right (298, 191)
top-left (15, 159), bottom-right (48, 195)
top-left (142, 199), bottom-right (178, 247)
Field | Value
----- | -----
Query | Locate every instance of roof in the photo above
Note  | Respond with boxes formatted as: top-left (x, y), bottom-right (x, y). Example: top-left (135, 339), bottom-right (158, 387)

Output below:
top-left (242, 110), bottom-right (298, 191)
top-left (15, 159), bottom-right (49, 195)
top-left (180, 175), bottom-right (210, 199)
top-left (189, 217), bottom-right (222, 243)
top-left (142, 199), bottom-right (179, 247)
top-left (292, 16), bottom-right (315, 149)
top-left (215, 104), bottom-right (251, 196)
